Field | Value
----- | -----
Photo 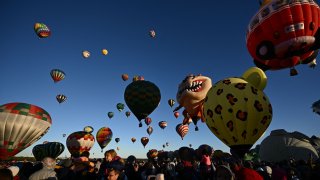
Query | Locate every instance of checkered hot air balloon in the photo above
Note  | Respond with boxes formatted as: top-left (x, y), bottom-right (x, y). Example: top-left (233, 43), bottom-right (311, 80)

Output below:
top-left (0, 103), bottom-right (52, 160)
top-left (124, 79), bottom-right (161, 127)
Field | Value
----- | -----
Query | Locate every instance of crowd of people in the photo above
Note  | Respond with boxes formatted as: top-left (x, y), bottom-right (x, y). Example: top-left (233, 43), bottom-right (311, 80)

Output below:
top-left (1, 146), bottom-right (320, 180)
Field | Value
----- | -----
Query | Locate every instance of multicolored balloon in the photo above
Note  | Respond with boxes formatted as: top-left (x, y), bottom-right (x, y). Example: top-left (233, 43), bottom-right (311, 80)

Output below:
top-left (122, 74), bottom-right (129, 81)
top-left (158, 121), bottom-right (167, 130)
top-left (50, 69), bottom-right (65, 83)
top-left (66, 131), bottom-right (95, 157)
top-left (147, 149), bottom-right (158, 159)
top-left (141, 137), bottom-right (149, 148)
top-left (147, 126), bottom-right (153, 136)
top-left (246, 0), bottom-right (320, 75)
top-left (203, 67), bottom-right (272, 158)
top-left (132, 76), bottom-right (145, 82)
top-left (168, 99), bottom-right (175, 108)
top-left (83, 126), bottom-right (94, 134)
top-left (108, 112), bottom-right (114, 119)
top-left (145, 117), bottom-right (152, 126)
top-left (176, 123), bottom-right (189, 140)
top-left (56, 94), bottom-right (67, 104)
top-left (116, 103), bottom-right (125, 112)
top-left (124, 80), bottom-right (161, 127)
top-left (96, 127), bottom-right (113, 152)
top-left (32, 142), bottom-right (64, 161)
top-left (34, 23), bottom-right (51, 38)
top-left (0, 103), bottom-right (52, 160)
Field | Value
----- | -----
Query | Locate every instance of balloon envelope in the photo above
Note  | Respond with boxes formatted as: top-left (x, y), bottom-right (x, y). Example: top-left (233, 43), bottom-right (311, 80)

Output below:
top-left (66, 131), bottom-right (95, 157)
top-left (56, 94), bottom-right (67, 104)
top-left (0, 102), bottom-right (52, 160)
top-left (122, 74), bottom-right (129, 81)
top-left (83, 126), bottom-right (94, 133)
top-left (96, 127), bottom-right (113, 151)
top-left (141, 137), bottom-right (149, 148)
top-left (176, 123), bottom-right (189, 140)
top-left (108, 112), bottom-right (114, 119)
top-left (32, 142), bottom-right (64, 161)
top-left (145, 117), bottom-right (152, 126)
top-left (34, 23), bottom-right (51, 38)
top-left (116, 103), bottom-right (125, 112)
top-left (50, 69), bottom-right (65, 83)
top-left (102, 49), bottom-right (108, 55)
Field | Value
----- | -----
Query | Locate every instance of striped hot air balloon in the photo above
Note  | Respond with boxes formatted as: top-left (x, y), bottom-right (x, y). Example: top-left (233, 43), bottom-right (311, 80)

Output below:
top-left (56, 94), bottom-right (67, 104)
top-left (168, 99), bottom-right (175, 108)
top-left (34, 23), bottom-right (51, 38)
top-left (66, 131), bottom-right (95, 157)
top-left (32, 142), bottom-right (64, 161)
top-left (50, 69), bottom-right (65, 83)
top-left (0, 103), bottom-right (52, 160)
top-left (96, 127), bottom-right (113, 152)
top-left (158, 121), bottom-right (167, 130)
top-left (176, 123), bottom-right (189, 140)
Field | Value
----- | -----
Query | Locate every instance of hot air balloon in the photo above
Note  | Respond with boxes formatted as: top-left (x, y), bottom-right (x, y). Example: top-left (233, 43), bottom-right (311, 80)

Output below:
top-left (203, 67), bottom-right (272, 158)
top-left (82, 50), bottom-right (90, 58)
top-left (66, 131), bottom-right (95, 157)
top-left (246, 0), bottom-right (320, 76)
top-left (163, 144), bottom-right (166, 148)
top-left (149, 29), bottom-right (156, 38)
top-left (312, 99), bottom-right (320, 115)
top-left (50, 69), bottom-right (65, 83)
top-left (116, 103), bottom-right (125, 112)
top-left (141, 137), bottom-right (149, 148)
top-left (115, 138), bottom-right (120, 143)
top-left (63, 134), bottom-right (66, 138)
top-left (102, 49), bottom-right (108, 56)
top-left (176, 123), bottom-right (189, 140)
top-left (83, 126), bottom-right (94, 133)
top-left (145, 117), bottom-right (152, 126)
top-left (125, 111), bottom-right (131, 118)
top-left (34, 23), bottom-right (51, 38)
top-left (96, 127), bottom-right (113, 152)
top-left (124, 79), bottom-right (161, 127)
top-left (166, 142), bottom-right (169, 146)
top-left (158, 121), bottom-right (167, 130)
top-left (131, 137), bottom-right (136, 143)
top-left (132, 76), bottom-right (145, 82)
top-left (117, 147), bottom-right (120, 151)
top-left (175, 74), bottom-right (212, 131)
top-left (168, 99), bottom-right (175, 108)
top-left (32, 142), bottom-right (64, 161)
top-left (122, 74), bottom-right (129, 81)
top-left (0, 103), bottom-right (52, 160)
top-left (107, 112), bottom-right (114, 119)
top-left (189, 144), bottom-right (192, 148)
top-left (147, 149), bottom-right (158, 159)
top-left (174, 112), bottom-right (179, 118)
top-left (56, 94), bottom-right (67, 104)
top-left (147, 126), bottom-right (153, 136)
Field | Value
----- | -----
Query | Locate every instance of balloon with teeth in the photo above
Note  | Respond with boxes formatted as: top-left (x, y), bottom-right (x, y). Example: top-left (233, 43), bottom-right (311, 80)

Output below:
top-left (174, 74), bottom-right (212, 131)
top-left (34, 23), bottom-right (51, 38)
top-left (124, 80), bottom-right (161, 127)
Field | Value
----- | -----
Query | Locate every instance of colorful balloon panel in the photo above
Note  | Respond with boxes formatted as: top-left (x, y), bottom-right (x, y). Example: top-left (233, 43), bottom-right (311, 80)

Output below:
top-left (176, 123), bottom-right (188, 140)
top-left (0, 103), bottom-right (52, 160)
top-left (50, 69), bottom-right (65, 83)
top-left (32, 142), bottom-right (64, 161)
top-left (66, 131), bottom-right (95, 156)
top-left (34, 23), bottom-right (51, 38)
top-left (96, 127), bottom-right (113, 150)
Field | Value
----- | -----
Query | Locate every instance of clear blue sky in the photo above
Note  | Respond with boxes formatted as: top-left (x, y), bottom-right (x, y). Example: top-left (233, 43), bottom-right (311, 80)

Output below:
top-left (1, 0), bottom-right (320, 159)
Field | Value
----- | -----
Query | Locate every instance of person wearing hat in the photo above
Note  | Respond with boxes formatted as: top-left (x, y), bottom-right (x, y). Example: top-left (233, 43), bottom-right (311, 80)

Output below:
top-left (29, 157), bottom-right (58, 180)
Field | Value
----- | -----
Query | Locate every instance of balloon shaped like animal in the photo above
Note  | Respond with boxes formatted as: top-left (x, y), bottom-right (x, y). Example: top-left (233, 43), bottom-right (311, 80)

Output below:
top-left (203, 67), bottom-right (272, 158)
top-left (66, 131), bottom-right (95, 156)
top-left (246, 0), bottom-right (320, 75)
top-left (0, 103), bottom-right (52, 160)
top-left (32, 142), bottom-right (64, 161)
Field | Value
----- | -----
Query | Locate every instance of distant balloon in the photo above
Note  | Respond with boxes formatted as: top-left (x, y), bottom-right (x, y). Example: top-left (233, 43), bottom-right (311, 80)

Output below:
top-left (34, 23), bottom-right (51, 38)
top-left (132, 76), bottom-right (145, 82)
top-left (312, 100), bottom-right (320, 116)
top-left (50, 69), bottom-right (65, 83)
top-left (107, 112), bottom-right (114, 119)
top-left (83, 126), bottom-right (94, 134)
top-left (117, 147), bottom-right (120, 151)
top-left (122, 74), bottom-right (129, 81)
top-left (166, 142), bottom-right (169, 146)
top-left (141, 137), bottom-right (149, 148)
top-left (63, 134), bottom-right (66, 137)
top-left (56, 94), bottom-right (67, 104)
top-left (32, 142), bottom-right (64, 161)
top-left (0, 103), bottom-right (52, 160)
top-left (159, 121), bottom-right (167, 130)
top-left (131, 137), bottom-right (136, 143)
top-left (147, 126), bottom-right (153, 136)
top-left (163, 144), bottom-right (166, 148)
top-left (125, 111), bottom-right (131, 118)
top-left (145, 117), bottom-right (152, 126)
top-left (115, 138), bottom-right (120, 143)
top-left (168, 99), bottom-right (175, 108)
top-left (176, 123), bottom-right (189, 140)
top-left (149, 29), bottom-right (156, 38)
top-left (82, 50), bottom-right (90, 58)
top-left (96, 127), bottom-right (113, 152)
top-left (174, 112), bottom-right (179, 118)
top-left (66, 131), bottom-right (95, 157)
top-left (189, 144), bottom-right (192, 148)
top-left (124, 80), bottom-right (161, 127)
top-left (116, 103), bottom-right (125, 112)
top-left (102, 49), bottom-right (108, 56)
